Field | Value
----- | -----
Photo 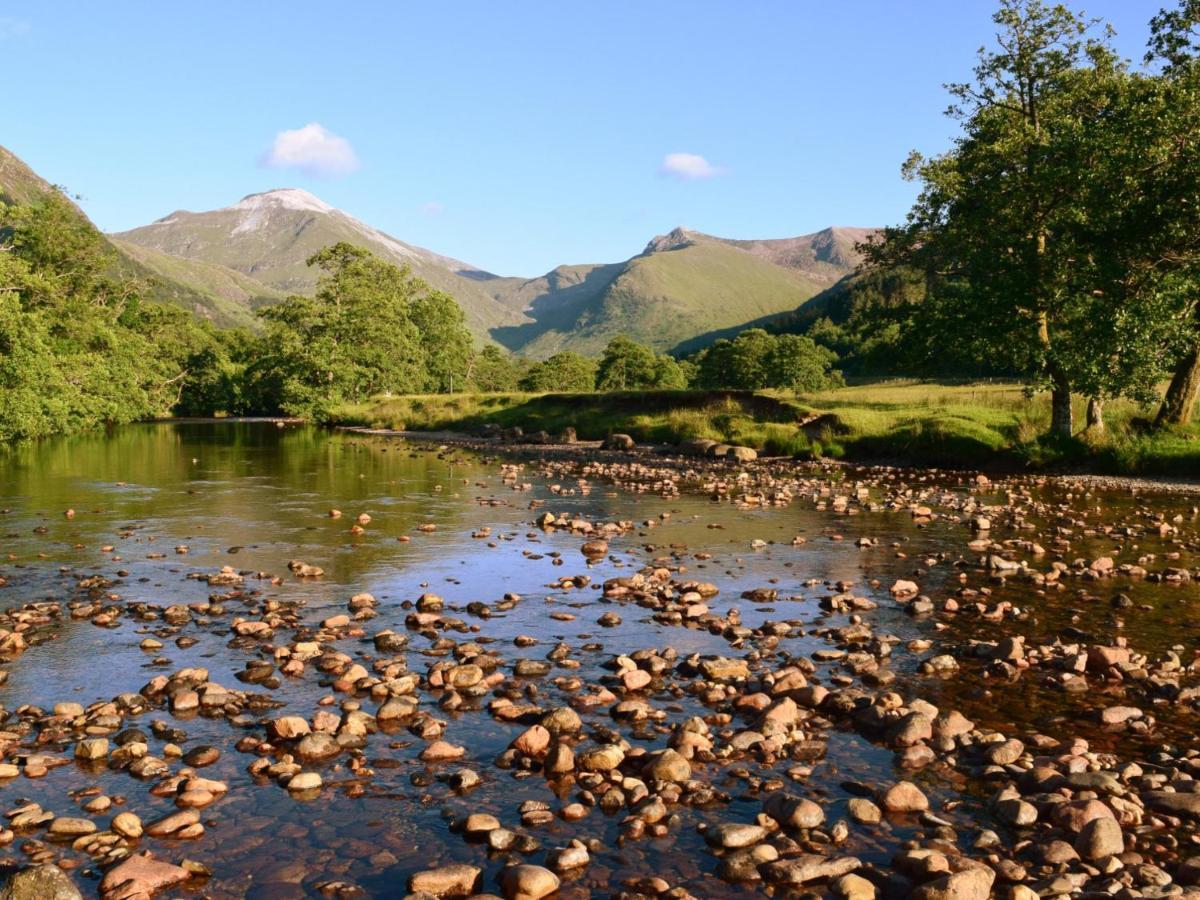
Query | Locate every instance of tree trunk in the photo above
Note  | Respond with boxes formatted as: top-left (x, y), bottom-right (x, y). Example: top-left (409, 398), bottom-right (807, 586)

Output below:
top-left (1086, 397), bottom-right (1104, 432)
top-left (1157, 343), bottom-right (1200, 427)
top-left (1050, 375), bottom-right (1073, 438)
top-left (1037, 308), bottom-right (1073, 438)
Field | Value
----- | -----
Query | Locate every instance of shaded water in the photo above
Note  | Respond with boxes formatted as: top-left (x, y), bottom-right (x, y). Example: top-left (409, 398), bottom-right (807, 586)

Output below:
top-left (0, 423), bottom-right (1197, 897)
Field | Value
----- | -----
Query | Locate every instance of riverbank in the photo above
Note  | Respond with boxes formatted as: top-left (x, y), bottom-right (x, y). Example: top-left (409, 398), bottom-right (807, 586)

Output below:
top-left (330, 382), bottom-right (1200, 476)
top-left (343, 425), bottom-right (1200, 496)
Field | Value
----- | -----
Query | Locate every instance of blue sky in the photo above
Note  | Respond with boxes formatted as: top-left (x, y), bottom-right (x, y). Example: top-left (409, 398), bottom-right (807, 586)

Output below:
top-left (2, 1), bottom-right (1162, 276)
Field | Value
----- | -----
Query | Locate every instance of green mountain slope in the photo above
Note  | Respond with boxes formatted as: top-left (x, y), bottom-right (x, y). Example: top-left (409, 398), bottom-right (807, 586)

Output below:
top-left (487, 228), bottom-right (865, 358)
top-left (110, 238), bottom-right (285, 329)
top-left (114, 189), bottom-right (526, 339)
top-left (9, 143), bottom-right (873, 355)
top-left (0, 145), bottom-right (64, 206)
top-left (1, 144), bottom-right (282, 328)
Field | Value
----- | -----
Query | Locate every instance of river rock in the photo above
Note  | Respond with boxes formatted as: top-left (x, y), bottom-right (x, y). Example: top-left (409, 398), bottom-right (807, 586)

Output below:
top-left (48, 817), bottom-right (96, 837)
top-left (111, 812), bottom-right (142, 839)
top-left (848, 798), bottom-right (882, 824)
top-left (499, 864), bottom-right (560, 899)
top-left (911, 866), bottom-right (995, 900)
top-left (1075, 816), bottom-right (1124, 859)
top-left (880, 781), bottom-right (929, 813)
top-left (75, 738), bottom-right (109, 761)
top-left (99, 854), bottom-right (190, 900)
top-left (706, 822), bottom-right (767, 849)
top-left (762, 855), bottom-right (861, 885)
top-left (0, 864), bottom-right (82, 900)
top-left (465, 813), bottom-right (500, 835)
top-left (984, 738), bottom-right (1024, 765)
top-left (765, 792), bottom-right (825, 829)
top-left (287, 771), bottom-right (322, 791)
top-left (408, 864), bottom-right (481, 897)
top-left (1143, 791), bottom-right (1200, 818)
top-left (643, 748), bottom-right (692, 782)
top-left (834, 873), bottom-right (877, 900)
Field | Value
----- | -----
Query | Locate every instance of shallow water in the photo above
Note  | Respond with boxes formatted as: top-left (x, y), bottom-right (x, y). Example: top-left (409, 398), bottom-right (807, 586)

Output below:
top-left (0, 423), bottom-right (1197, 897)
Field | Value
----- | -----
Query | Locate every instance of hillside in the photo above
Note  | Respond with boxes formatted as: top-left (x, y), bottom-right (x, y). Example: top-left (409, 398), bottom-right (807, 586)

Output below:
top-left (110, 239), bottom-right (286, 329)
top-left (115, 189), bottom-right (526, 339)
top-left (1, 145), bottom-right (280, 328)
top-left (487, 227), bottom-right (865, 358)
top-left (0, 145), bottom-right (67, 206)
top-left (7, 143), bottom-right (872, 354)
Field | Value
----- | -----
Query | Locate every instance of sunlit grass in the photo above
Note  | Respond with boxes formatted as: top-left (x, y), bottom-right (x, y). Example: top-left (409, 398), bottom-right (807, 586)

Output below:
top-left (331, 382), bottom-right (1200, 475)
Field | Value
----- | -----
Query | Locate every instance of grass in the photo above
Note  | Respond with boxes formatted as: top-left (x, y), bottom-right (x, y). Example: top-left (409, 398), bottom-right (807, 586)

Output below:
top-left (330, 381), bottom-right (1200, 476)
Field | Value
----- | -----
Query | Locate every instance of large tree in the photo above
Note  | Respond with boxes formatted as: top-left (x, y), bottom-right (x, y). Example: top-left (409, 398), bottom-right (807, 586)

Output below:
top-left (692, 328), bottom-right (841, 391)
top-left (0, 191), bottom-right (206, 440)
top-left (1146, 0), bottom-right (1200, 426)
top-left (595, 336), bottom-right (687, 391)
top-left (257, 242), bottom-right (473, 417)
top-left (867, 0), bottom-right (1136, 436)
top-left (520, 352), bottom-right (597, 392)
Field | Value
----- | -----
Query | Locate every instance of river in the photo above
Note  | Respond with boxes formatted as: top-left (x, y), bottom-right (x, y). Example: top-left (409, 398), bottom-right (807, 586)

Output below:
top-left (0, 422), bottom-right (1197, 898)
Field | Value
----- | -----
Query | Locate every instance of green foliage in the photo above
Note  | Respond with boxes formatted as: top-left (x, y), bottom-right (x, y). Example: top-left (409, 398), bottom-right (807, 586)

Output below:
top-left (519, 352), bottom-right (596, 392)
top-left (0, 191), bottom-right (212, 441)
top-left (691, 328), bottom-right (842, 390)
top-left (595, 336), bottom-right (687, 390)
top-left (865, 0), bottom-right (1200, 433)
top-left (469, 345), bottom-right (521, 393)
top-left (253, 242), bottom-right (475, 419)
top-left (337, 380), bottom-right (1200, 474)
top-left (411, 287), bottom-right (473, 392)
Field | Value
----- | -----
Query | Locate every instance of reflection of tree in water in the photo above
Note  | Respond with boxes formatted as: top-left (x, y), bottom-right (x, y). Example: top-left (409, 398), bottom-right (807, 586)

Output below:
top-left (0, 423), bottom-right (492, 593)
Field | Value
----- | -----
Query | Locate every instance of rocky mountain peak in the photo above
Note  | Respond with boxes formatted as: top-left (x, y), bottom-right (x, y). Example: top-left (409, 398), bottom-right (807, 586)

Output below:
top-left (642, 227), bottom-right (697, 255)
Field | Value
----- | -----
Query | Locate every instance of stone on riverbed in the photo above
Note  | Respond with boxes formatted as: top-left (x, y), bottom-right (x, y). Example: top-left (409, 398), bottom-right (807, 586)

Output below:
top-left (74, 737), bottom-right (108, 761)
top-left (761, 855), bottom-right (861, 885)
top-left (911, 866), bottom-right (995, 900)
top-left (765, 792), bottom-right (825, 830)
top-left (642, 748), bottom-right (692, 782)
top-left (499, 864), bottom-right (560, 899)
top-left (407, 864), bottom-right (481, 897)
top-left (0, 864), bottom-right (82, 900)
top-left (1143, 791), bottom-right (1200, 818)
top-left (287, 771), bottom-right (322, 792)
top-left (880, 781), bottom-right (928, 813)
top-left (99, 854), bottom-right (190, 900)
top-left (705, 822), bottom-right (768, 848)
top-left (1075, 816), bottom-right (1124, 859)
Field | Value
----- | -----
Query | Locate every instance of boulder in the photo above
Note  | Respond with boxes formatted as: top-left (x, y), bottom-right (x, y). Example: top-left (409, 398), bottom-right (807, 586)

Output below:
top-left (1, 865), bottom-right (82, 900)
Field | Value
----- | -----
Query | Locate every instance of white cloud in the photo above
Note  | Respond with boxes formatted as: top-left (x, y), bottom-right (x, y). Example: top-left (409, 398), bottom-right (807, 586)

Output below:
top-left (659, 152), bottom-right (726, 180)
top-left (419, 201), bottom-right (445, 216)
top-left (261, 123), bottom-right (359, 178)
top-left (0, 17), bottom-right (31, 39)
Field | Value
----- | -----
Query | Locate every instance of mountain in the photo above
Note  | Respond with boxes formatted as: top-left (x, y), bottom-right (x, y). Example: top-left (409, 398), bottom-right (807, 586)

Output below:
top-left (109, 238), bottom-right (286, 328)
top-left (7, 143), bottom-right (871, 354)
top-left (484, 227), bottom-right (870, 358)
top-left (0, 144), bottom-right (62, 206)
top-left (114, 189), bottom-right (525, 338)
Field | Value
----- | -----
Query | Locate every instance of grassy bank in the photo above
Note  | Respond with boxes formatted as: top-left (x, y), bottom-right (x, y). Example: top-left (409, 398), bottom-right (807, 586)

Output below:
top-left (330, 382), bottom-right (1200, 476)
